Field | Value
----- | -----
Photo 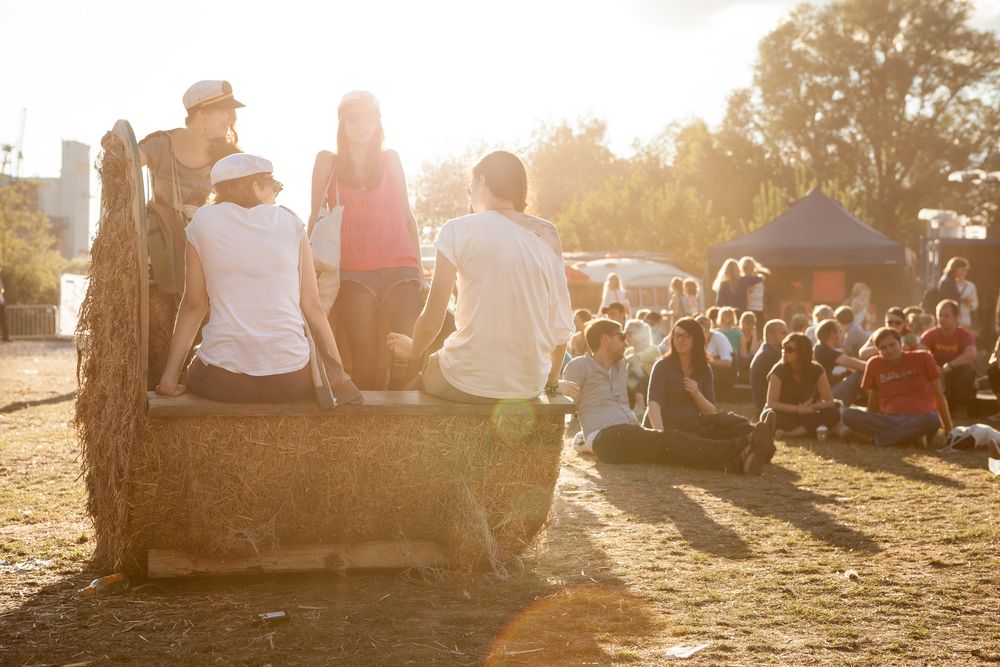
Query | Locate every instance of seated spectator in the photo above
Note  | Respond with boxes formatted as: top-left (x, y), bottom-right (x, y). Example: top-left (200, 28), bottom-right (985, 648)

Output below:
top-left (394, 150), bottom-right (575, 404)
top-left (738, 310), bottom-right (760, 383)
top-left (717, 307), bottom-right (743, 360)
top-left (682, 278), bottom-right (701, 318)
top-left (658, 315), bottom-right (736, 399)
top-left (910, 312), bottom-right (935, 338)
top-left (921, 300), bottom-right (978, 417)
top-left (603, 302), bottom-right (627, 327)
top-left (842, 327), bottom-right (952, 447)
top-left (624, 319), bottom-right (659, 415)
top-left (569, 309), bottom-right (593, 358)
top-left (903, 305), bottom-right (923, 321)
top-left (986, 335), bottom-right (1000, 426)
top-left (805, 305), bottom-right (835, 344)
top-left (563, 318), bottom-right (775, 473)
top-left (814, 319), bottom-right (866, 406)
top-left (643, 310), bottom-right (667, 347)
top-left (750, 319), bottom-right (788, 414)
top-left (763, 333), bottom-right (840, 439)
top-left (790, 313), bottom-right (809, 335)
top-left (635, 308), bottom-right (652, 320)
top-left (835, 305), bottom-right (868, 358)
top-left (859, 307), bottom-right (923, 360)
top-left (155, 154), bottom-right (363, 405)
top-left (706, 306), bottom-right (721, 328)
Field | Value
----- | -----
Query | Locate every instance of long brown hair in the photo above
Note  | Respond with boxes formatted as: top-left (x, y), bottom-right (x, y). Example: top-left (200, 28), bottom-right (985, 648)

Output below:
top-left (782, 332), bottom-right (813, 379)
top-left (336, 111), bottom-right (385, 189)
top-left (666, 317), bottom-right (709, 374)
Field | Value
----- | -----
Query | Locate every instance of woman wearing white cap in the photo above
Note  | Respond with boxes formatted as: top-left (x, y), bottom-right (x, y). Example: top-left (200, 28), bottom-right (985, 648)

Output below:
top-left (308, 90), bottom-right (423, 390)
top-left (156, 154), bottom-right (362, 404)
top-left (134, 80), bottom-right (244, 389)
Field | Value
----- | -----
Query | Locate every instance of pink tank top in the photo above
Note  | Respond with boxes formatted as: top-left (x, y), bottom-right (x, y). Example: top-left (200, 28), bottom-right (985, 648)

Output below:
top-left (327, 155), bottom-right (420, 272)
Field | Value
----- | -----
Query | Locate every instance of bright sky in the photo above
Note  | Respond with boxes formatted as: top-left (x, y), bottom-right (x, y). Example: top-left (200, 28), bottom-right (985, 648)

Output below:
top-left (4, 0), bottom-right (1000, 235)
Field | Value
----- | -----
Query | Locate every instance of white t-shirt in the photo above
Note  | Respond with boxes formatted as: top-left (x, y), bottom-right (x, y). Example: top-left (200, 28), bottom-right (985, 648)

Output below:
top-left (657, 329), bottom-right (733, 361)
top-left (185, 203), bottom-right (309, 376)
top-left (956, 280), bottom-right (978, 328)
top-left (601, 286), bottom-right (630, 311)
top-left (434, 211), bottom-right (574, 399)
top-left (746, 281), bottom-right (764, 312)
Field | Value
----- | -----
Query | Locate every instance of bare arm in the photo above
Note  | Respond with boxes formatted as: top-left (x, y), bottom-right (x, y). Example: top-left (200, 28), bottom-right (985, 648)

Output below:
top-left (945, 345), bottom-right (977, 369)
top-left (932, 379), bottom-right (953, 432)
top-left (859, 337), bottom-right (878, 360)
top-left (307, 151), bottom-right (335, 236)
top-left (409, 251), bottom-right (457, 363)
top-left (647, 400), bottom-right (664, 431)
top-left (835, 353), bottom-right (867, 373)
top-left (156, 243), bottom-right (209, 394)
top-left (765, 375), bottom-right (804, 414)
top-left (867, 387), bottom-right (881, 415)
top-left (299, 236), bottom-right (347, 382)
top-left (812, 371), bottom-right (837, 410)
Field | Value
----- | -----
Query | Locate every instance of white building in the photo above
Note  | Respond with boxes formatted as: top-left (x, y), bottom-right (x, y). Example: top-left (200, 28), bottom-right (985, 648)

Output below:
top-left (26, 141), bottom-right (91, 259)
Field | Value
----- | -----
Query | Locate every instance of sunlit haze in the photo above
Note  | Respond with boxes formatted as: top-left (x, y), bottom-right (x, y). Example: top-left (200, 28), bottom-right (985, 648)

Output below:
top-left (5, 0), bottom-right (1000, 237)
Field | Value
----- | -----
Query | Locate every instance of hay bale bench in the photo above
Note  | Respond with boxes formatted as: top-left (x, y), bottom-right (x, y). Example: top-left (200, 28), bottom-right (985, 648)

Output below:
top-left (77, 120), bottom-right (574, 579)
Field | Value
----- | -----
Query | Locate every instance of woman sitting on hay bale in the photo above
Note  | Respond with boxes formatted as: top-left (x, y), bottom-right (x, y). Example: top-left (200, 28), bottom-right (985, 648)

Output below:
top-left (133, 80), bottom-right (246, 389)
top-left (388, 151), bottom-right (578, 404)
top-left (155, 153), bottom-right (363, 404)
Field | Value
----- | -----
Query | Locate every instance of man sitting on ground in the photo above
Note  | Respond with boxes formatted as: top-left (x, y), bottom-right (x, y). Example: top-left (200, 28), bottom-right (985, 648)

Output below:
top-left (750, 319), bottom-right (788, 415)
top-left (602, 302), bottom-right (627, 327)
top-left (842, 327), bottom-right (952, 447)
top-left (859, 307), bottom-right (924, 360)
top-left (921, 300), bottom-right (977, 418)
top-left (835, 306), bottom-right (868, 358)
top-left (805, 305), bottom-right (834, 345)
top-left (563, 318), bottom-right (774, 473)
top-left (814, 319), bottom-right (866, 407)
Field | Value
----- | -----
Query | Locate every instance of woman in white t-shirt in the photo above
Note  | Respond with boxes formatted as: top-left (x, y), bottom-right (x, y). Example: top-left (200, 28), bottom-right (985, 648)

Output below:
top-left (600, 273), bottom-right (630, 315)
top-left (388, 151), bottom-right (577, 403)
top-left (155, 154), bottom-right (362, 404)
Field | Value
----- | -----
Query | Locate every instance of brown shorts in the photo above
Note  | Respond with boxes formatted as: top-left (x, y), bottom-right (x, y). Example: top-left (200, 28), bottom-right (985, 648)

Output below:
top-left (186, 357), bottom-right (313, 403)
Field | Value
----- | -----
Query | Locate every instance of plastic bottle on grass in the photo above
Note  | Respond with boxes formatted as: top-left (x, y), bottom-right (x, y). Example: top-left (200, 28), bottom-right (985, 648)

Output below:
top-left (816, 425), bottom-right (829, 441)
top-left (78, 573), bottom-right (129, 598)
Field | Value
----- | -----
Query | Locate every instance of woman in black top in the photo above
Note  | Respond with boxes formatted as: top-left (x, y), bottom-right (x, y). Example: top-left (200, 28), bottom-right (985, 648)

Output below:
top-left (764, 333), bottom-right (839, 438)
top-left (647, 317), bottom-right (770, 444)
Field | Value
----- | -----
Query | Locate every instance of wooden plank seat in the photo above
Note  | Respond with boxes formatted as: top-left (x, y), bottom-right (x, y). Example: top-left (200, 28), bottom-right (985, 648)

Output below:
top-left (148, 390), bottom-right (576, 418)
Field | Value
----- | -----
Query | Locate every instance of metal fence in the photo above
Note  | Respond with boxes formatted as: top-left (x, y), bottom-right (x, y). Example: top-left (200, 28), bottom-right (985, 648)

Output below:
top-left (5, 304), bottom-right (58, 338)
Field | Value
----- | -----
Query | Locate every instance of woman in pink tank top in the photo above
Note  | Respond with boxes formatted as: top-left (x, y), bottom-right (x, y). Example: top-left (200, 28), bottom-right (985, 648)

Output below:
top-left (308, 91), bottom-right (423, 390)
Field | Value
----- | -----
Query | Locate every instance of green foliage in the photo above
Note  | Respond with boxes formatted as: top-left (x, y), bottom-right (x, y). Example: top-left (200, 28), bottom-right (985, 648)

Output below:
top-left (410, 0), bottom-right (999, 268)
top-left (0, 182), bottom-right (64, 304)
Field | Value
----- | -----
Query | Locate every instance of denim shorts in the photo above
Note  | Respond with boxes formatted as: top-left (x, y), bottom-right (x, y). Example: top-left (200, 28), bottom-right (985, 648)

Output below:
top-left (340, 266), bottom-right (422, 304)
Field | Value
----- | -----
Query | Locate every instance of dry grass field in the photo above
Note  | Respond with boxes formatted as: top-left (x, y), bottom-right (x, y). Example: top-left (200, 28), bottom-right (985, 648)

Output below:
top-left (0, 341), bottom-right (997, 665)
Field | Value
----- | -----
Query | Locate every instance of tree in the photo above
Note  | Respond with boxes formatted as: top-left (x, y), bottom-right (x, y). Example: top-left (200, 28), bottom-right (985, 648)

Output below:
top-left (525, 118), bottom-right (621, 221)
top-left (741, 0), bottom-right (1000, 241)
top-left (0, 181), bottom-right (64, 304)
top-left (412, 145), bottom-right (487, 239)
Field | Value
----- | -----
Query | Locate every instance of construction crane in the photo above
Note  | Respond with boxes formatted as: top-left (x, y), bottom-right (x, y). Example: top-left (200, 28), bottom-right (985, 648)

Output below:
top-left (1, 109), bottom-right (26, 178)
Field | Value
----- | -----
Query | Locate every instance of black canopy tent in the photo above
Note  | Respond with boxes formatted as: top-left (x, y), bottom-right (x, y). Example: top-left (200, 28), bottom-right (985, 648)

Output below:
top-left (707, 188), bottom-right (915, 321)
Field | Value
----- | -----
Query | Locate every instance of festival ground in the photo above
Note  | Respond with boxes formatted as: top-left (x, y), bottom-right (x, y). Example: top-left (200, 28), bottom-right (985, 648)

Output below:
top-left (1, 341), bottom-right (997, 665)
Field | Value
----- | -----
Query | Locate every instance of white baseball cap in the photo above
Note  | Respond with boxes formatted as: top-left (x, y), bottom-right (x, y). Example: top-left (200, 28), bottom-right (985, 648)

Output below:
top-left (338, 90), bottom-right (380, 117)
top-left (210, 154), bottom-right (273, 186)
top-left (183, 80), bottom-right (245, 112)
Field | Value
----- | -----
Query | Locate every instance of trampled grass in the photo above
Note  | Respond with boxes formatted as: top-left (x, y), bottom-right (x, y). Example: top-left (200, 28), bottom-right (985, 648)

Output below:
top-left (0, 341), bottom-right (997, 665)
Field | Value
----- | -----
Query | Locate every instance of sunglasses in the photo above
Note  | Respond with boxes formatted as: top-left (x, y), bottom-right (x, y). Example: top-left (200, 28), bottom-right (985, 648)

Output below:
top-left (886, 319), bottom-right (904, 326)
top-left (782, 345), bottom-right (797, 353)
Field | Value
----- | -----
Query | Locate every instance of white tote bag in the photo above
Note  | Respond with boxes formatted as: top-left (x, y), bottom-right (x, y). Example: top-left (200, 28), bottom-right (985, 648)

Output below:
top-left (310, 168), bottom-right (343, 311)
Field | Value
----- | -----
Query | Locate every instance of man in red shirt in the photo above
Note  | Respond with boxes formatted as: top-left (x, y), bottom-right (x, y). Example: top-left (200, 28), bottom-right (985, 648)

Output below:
top-left (920, 300), bottom-right (977, 417)
top-left (842, 327), bottom-right (953, 447)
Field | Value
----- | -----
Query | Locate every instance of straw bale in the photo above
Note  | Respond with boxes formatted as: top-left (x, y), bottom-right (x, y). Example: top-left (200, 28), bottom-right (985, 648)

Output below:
top-left (75, 131), bottom-right (148, 572)
top-left (124, 412), bottom-right (563, 576)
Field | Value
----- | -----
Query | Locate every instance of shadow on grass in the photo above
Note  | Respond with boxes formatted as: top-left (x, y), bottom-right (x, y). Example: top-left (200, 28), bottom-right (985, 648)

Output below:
top-left (0, 391), bottom-right (76, 415)
top-left (785, 438), bottom-right (969, 488)
top-left (0, 496), bottom-right (664, 666)
top-left (599, 460), bottom-right (880, 558)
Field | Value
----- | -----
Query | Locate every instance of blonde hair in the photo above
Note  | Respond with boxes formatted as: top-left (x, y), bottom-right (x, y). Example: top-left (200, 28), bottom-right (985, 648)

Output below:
top-left (623, 319), bottom-right (652, 349)
top-left (718, 307), bottom-right (738, 328)
top-left (712, 259), bottom-right (741, 292)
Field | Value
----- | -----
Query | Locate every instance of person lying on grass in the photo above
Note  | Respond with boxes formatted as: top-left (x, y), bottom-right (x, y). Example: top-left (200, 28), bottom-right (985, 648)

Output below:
top-left (762, 333), bottom-right (840, 439)
top-left (564, 317), bottom-right (775, 474)
top-left (842, 327), bottom-right (952, 448)
top-left (155, 153), bottom-right (362, 405)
